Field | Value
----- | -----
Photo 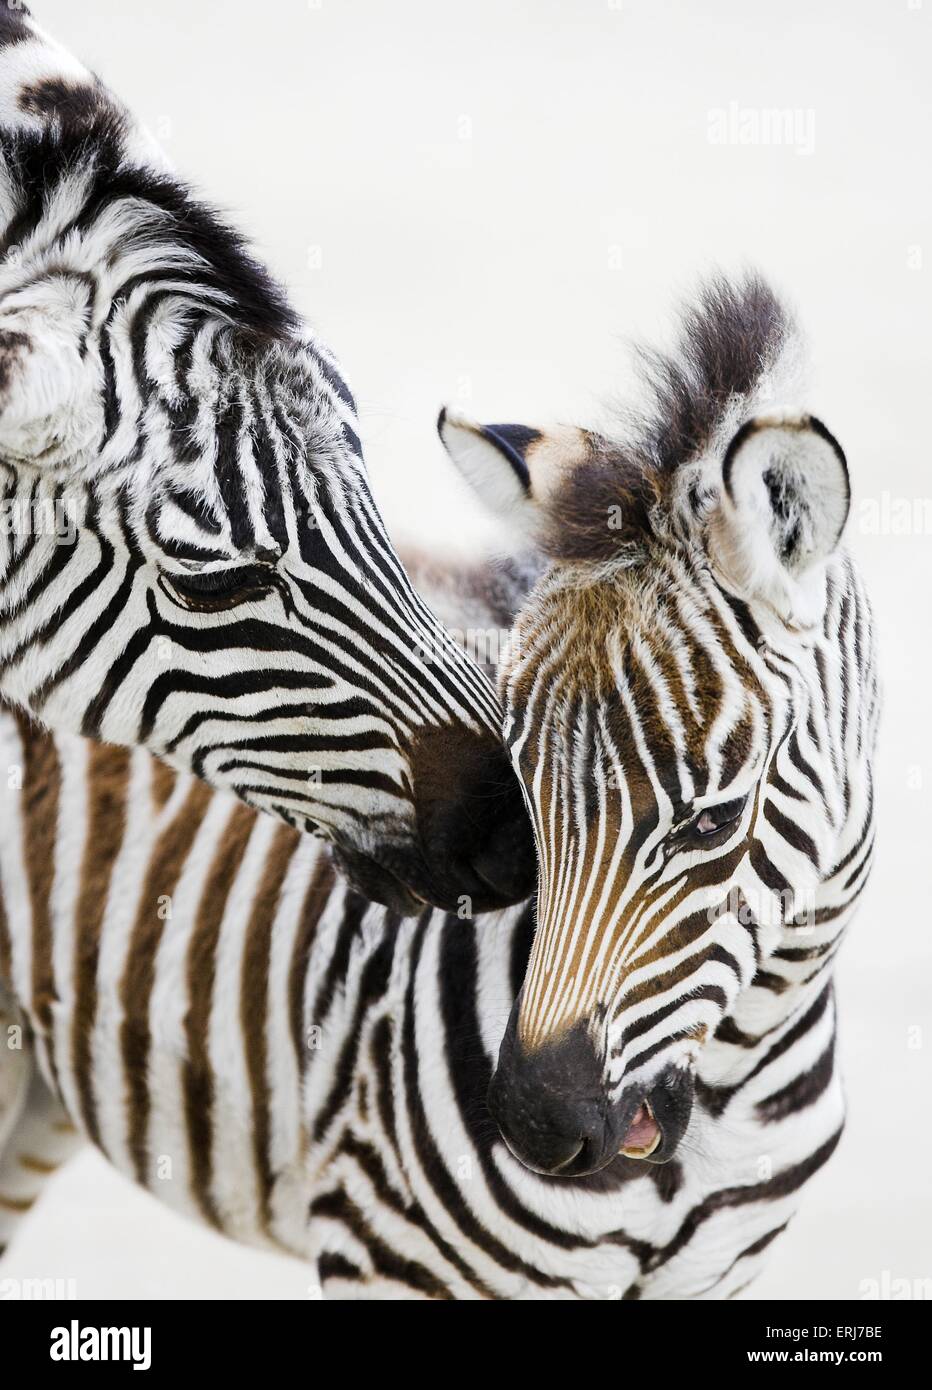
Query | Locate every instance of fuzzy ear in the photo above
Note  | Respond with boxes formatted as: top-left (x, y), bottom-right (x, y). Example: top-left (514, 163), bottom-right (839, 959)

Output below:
top-left (437, 408), bottom-right (590, 526)
top-left (0, 281), bottom-right (103, 468)
top-left (709, 412), bottom-right (849, 626)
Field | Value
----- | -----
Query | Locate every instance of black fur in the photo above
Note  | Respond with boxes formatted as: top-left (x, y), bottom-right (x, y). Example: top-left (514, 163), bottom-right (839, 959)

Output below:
top-left (18, 75), bottom-right (108, 124)
top-left (480, 423), bottom-right (540, 491)
top-left (0, 109), bottom-right (299, 343)
top-left (639, 273), bottom-right (790, 477)
top-left (0, 7), bottom-right (30, 51)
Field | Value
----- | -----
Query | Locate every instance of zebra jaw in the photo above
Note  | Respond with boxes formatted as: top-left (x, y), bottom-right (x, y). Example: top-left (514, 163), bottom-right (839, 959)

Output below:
top-left (618, 1101), bottom-right (662, 1159)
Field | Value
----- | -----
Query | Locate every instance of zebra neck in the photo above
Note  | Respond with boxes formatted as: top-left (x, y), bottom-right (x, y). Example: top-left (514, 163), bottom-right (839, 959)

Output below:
top-left (699, 879), bottom-right (858, 1103)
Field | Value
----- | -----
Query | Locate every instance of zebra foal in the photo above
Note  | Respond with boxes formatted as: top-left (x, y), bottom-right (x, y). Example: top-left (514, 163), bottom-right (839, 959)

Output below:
top-left (0, 275), bottom-right (878, 1298)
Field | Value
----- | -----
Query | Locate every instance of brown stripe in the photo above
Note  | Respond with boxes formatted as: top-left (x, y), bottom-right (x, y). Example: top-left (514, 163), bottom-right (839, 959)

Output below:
top-left (288, 853), bottom-right (335, 1075)
top-left (19, 1152), bottom-right (58, 1174)
top-left (71, 741), bottom-right (131, 1148)
top-left (0, 1193), bottom-right (36, 1213)
top-left (120, 779), bottom-right (212, 1185)
top-left (183, 799), bottom-right (256, 1228)
top-left (150, 758), bottom-right (176, 811)
top-left (16, 714), bottom-right (61, 1084)
top-left (0, 883), bottom-right (11, 988)
top-left (240, 822), bottom-right (299, 1229)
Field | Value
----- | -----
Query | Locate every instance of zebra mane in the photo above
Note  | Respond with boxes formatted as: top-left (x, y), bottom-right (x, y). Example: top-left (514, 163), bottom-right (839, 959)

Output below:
top-left (542, 273), bottom-right (797, 564)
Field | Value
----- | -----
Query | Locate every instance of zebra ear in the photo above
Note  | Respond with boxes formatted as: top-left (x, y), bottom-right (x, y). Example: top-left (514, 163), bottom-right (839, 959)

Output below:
top-left (437, 408), bottom-right (589, 523)
top-left (710, 412), bottom-right (850, 624)
top-left (0, 290), bottom-right (103, 467)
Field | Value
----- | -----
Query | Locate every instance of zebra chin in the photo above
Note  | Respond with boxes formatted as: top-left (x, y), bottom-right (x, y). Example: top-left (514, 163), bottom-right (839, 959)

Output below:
top-left (325, 783), bottom-right (536, 911)
top-left (327, 830), bottom-right (536, 917)
top-left (324, 724), bottom-right (539, 916)
top-left (326, 843), bottom-right (427, 916)
top-left (487, 1013), bottom-right (696, 1179)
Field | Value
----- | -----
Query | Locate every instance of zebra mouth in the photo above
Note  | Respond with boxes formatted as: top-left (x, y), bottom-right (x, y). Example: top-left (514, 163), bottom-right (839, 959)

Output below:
top-left (618, 1101), bottom-right (662, 1159)
top-left (327, 844), bottom-right (426, 916)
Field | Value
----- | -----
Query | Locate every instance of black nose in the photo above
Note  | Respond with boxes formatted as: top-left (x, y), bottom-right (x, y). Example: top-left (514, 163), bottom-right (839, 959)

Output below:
top-left (488, 1006), bottom-right (695, 1177)
top-left (488, 1014), bottom-right (614, 1176)
top-left (413, 729), bottom-right (536, 913)
top-left (462, 764), bottom-right (536, 908)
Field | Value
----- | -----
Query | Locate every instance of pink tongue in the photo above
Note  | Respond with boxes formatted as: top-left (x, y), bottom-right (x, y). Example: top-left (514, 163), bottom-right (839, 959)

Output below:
top-left (622, 1103), bottom-right (660, 1150)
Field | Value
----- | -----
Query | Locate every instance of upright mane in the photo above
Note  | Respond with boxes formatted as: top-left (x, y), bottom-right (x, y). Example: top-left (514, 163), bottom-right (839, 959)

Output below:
top-left (543, 273), bottom-right (797, 562)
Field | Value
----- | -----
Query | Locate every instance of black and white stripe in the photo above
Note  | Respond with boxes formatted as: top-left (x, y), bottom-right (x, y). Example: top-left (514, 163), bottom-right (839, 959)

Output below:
top-left (0, 275), bottom-right (879, 1298)
top-left (0, 7), bottom-right (534, 913)
top-left (0, 665), bottom-right (867, 1298)
top-left (436, 274), bottom-right (878, 1196)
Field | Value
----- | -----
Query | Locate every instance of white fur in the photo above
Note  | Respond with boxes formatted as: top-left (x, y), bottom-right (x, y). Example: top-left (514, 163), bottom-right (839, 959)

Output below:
top-left (439, 410), bottom-right (536, 525)
top-left (710, 412), bottom-right (849, 630)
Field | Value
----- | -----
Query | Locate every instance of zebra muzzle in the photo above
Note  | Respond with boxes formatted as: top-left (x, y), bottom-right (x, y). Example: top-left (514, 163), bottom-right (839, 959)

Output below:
top-left (488, 1010), bottom-right (696, 1176)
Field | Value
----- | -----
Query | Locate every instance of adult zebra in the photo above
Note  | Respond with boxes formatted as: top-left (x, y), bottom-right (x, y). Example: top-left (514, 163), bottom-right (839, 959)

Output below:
top-left (0, 275), bottom-right (878, 1297)
top-left (0, 6), bottom-right (534, 914)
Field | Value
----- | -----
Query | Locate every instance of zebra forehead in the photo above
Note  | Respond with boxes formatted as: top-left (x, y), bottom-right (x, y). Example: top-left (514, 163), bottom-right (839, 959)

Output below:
top-left (506, 565), bottom-right (765, 800)
top-left (532, 686), bottom-right (758, 815)
top-left (510, 558), bottom-right (759, 696)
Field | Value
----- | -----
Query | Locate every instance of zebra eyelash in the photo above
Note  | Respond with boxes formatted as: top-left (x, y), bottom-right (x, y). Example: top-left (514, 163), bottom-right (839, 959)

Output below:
top-left (674, 793), bottom-right (750, 845)
top-left (157, 562), bottom-right (277, 613)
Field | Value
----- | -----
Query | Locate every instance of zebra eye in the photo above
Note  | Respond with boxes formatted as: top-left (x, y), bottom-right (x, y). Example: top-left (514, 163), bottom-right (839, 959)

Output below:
top-left (688, 794), bottom-right (748, 839)
top-left (159, 564), bottom-right (274, 612)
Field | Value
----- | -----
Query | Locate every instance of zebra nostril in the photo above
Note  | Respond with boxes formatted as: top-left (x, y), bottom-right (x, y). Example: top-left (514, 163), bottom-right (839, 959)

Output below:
top-left (410, 726), bottom-right (536, 910)
top-left (488, 1017), bottom-right (616, 1177)
top-left (550, 1140), bottom-right (585, 1173)
top-left (495, 1116), bottom-right (591, 1177)
top-left (461, 760), bottom-right (536, 906)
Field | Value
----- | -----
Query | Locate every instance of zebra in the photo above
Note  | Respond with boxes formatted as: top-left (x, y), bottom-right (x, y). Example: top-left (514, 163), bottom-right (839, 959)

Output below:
top-left (0, 6), bottom-right (535, 915)
top-left (0, 274), bottom-right (878, 1298)
top-left (438, 304), bottom-right (876, 1194)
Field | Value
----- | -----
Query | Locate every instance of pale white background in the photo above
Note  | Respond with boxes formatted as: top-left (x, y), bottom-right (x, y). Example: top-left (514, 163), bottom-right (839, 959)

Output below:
top-left (3, 0), bottom-right (930, 1300)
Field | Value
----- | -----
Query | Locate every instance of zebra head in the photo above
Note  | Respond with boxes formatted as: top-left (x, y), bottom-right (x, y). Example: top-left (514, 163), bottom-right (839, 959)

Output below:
top-left (0, 6), bottom-right (536, 916)
top-left (439, 276), bottom-right (855, 1175)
